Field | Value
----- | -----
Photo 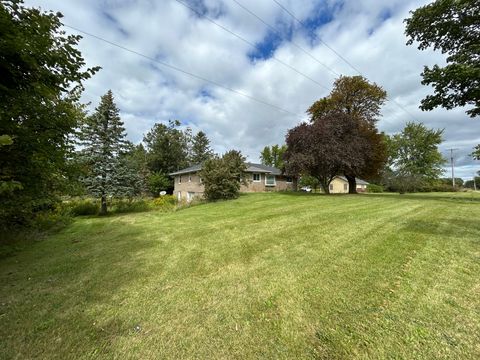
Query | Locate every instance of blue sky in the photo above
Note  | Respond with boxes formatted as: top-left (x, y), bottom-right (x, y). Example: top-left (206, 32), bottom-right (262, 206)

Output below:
top-left (24, 0), bottom-right (480, 179)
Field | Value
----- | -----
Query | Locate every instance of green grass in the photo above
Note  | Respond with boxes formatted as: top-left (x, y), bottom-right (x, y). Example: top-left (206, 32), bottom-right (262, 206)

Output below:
top-left (1, 192), bottom-right (479, 359)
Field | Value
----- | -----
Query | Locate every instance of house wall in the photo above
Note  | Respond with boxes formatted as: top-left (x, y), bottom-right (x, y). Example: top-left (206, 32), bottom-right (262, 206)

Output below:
top-left (173, 172), bottom-right (295, 200)
top-left (329, 177), bottom-right (349, 193)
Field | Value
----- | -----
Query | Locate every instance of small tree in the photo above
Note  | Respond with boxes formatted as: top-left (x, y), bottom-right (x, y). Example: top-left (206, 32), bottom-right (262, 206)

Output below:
top-left (200, 150), bottom-right (247, 201)
top-left (78, 91), bottom-right (133, 214)
top-left (147, 172), bottom-right (171, 197)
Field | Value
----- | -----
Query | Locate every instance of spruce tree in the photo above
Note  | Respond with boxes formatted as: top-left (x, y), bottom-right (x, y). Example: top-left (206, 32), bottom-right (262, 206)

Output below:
top-left (79, 90), bottom-right (136, 214)
top-left (190, 131), bottom-right (213, 164)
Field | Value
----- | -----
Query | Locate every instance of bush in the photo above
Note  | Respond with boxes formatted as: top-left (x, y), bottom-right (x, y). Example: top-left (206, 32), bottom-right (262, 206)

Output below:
top-left (66, 199), bottom-right (99, 216)
top-left (152, 195), bottom-right (176, 210)
top-left (110, 198), bottom-right (151, 214)
top-left (31, 204), bottom-right (72, 231)
top-left (366, 184), bottom-right (384, 193)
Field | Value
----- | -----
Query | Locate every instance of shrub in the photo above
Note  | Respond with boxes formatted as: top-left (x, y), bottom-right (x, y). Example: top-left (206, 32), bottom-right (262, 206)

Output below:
top-left (152, 195), bottom-right (176, 210)
top-left (110, 198), bottom-right (151, 214)
top-left (67, 199), bottom-right (99, 216)
top-left (366, 184), bottom-right (384, 193)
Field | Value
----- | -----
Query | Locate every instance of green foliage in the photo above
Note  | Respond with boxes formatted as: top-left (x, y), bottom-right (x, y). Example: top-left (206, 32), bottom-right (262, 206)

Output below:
top-left (78, 91), bottom-right (139, 214)
top-left (306, 76), bottom-right (388, 192)
top-left (405, 0), bottom-right (480, 117)
top-left (439, 177), bottom-right (464, 187)
top-left (109, 198), bottom-right (151, 214)
top-left (152, 195), bottom-right (177, 211)
top-left (366, 184), bottom-right (384, 193)
top-left (299, 175), bottom-right (320, 191)
top-left (472, 144), bottom-right (480, 160)
top-left (66, 199), bottom-right (99, 216)
top-left (386, 122), bottom-right (445, 193)
top-left (200, 150), bottom-right (247, 201)
top-left (144, 120), bottom-right (190, 175)
top-left (0, 0), bottom-right (98, 227)
top-left (190, 131), bottom-right (213, 164)
top-left (260, 144), bottom-right (287, 168)
top-left (147, 172), bottom-right (172, 197)
top-left (464, 177), bottom-right (480, 189)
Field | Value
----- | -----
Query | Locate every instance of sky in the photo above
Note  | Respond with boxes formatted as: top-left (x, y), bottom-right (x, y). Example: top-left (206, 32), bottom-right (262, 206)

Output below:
top-left (25, 0), bottom-right (480, 179)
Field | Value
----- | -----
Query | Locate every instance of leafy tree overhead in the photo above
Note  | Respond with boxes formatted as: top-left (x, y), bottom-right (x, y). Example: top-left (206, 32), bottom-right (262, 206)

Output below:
top-left (0, 0), bottom-right (98, 226)
top-left (190, 131), bottom-right (213, 164)
top-left (284, 113), bottom-right (364, 194)
top-left (405, 0), bottom-right (480, 117)
top-left (260, 144), bottom-right (287, 169)
top-left (387, 122), bottom-right (445, 192)
top-left (78, 91), bottom-right (139, 215)
top-left (308, 76), bottom-right (388, 192)
top-left (473, 144), bottom-right (480, 160)
top-left (199, 150), bottom-right (247, 201)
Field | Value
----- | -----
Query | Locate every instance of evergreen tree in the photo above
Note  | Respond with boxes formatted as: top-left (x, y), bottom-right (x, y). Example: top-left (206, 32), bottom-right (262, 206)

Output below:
top-left (79, 91), bottom-right (137, 214)
top-left (191, 131), bottom-right (213, 164)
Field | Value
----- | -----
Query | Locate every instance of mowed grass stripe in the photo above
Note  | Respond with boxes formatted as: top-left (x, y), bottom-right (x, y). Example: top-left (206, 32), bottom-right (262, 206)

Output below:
top-left (0, 192), bottom-right (479, 359)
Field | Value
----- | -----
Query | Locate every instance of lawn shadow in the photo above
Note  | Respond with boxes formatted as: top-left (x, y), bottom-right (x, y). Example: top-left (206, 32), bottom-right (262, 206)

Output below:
top-left (403, 217), bottom-right (480, 240)
top-left (364, 193), bottom-right (480, 205)
top-left (0, 215), bottom-right (163, 358)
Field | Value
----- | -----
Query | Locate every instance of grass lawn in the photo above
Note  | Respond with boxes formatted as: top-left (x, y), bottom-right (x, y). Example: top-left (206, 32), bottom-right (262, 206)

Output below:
top-left (1, 192), bottom-right (479, 359)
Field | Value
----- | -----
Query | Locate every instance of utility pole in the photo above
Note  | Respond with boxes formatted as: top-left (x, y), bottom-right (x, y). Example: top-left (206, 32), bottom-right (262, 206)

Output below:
top-left (447, 148), bottom-right (458, 188)
top-left (474, 175), bottom-right (477, 191)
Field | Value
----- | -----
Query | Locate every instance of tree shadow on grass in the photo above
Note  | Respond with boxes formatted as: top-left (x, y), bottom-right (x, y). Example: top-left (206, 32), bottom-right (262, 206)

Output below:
top-left (360, 193), bottom-right (480, 205)
top-left (0, 215), bottom-right (163, 358)
top-left (403, 217), bottom-right (480, 241)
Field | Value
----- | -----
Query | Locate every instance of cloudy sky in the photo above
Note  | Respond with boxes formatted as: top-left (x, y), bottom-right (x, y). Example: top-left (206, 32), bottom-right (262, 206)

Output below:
top-left (26, 0), bottom-right (479, 179)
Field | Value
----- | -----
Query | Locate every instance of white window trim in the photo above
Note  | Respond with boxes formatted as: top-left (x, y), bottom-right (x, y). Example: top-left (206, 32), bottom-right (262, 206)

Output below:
top-left (252, 173), bottom-right (261, 182)
top-left (188, 174), bottom-right (192, 182)
top-left (265, 174), bottom-right (276, 187)
top-left (179, 175), bottom-right (182, 184)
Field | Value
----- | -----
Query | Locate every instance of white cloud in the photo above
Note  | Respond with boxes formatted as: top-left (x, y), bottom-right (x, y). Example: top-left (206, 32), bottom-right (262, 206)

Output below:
top-left (25, 0), bottom-right (480, 179)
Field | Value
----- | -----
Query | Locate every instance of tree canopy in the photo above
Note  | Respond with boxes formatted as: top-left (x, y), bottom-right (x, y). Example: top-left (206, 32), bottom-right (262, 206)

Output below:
top-left (307, 76), bottom-right (388, 192)
top-left (405, 0), bottom-right (480, 117)
top-left (199, 150), bottom-right (247, 201)
top-left (386, 122), bottom-right (445, 192)
top-left (0, 0), bottom-right (98, 226)
top-left (260, 144), bottom-right (287, 169)
top-left (284, 113), bottom-right (365, 194)
top-left (190, 131), bottom-right (213, 164)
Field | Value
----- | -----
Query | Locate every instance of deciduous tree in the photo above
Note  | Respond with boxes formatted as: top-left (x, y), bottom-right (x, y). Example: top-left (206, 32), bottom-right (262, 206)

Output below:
top-left (405, 0), bottom-right (480, 117)
top-left (260, 145), bottom-right (287, 168)
top-left (387, 122), bottom-right (445, 192)
top-left (284, 113), bottom-right (364, 194)
top-left (199, 150), bottom-right (247, 201)
top-left (0, 0), bottom-right (98, 226)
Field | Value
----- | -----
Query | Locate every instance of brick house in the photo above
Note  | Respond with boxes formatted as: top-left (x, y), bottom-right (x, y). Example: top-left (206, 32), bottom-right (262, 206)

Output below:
top-left (169, 163), bottom-right (296, 201)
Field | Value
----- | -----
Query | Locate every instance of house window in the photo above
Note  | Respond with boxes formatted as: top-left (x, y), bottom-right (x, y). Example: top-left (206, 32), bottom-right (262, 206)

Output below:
top-left (252, 173), bottom-right (261, 182)
top-left (179, 175), bottom-right (182, 184)
top-left (265, 175), bottom-right (276, 186)
top-left (329, 184), bottom-right (333, 191)
top-left (199, 177), bottom-right (203, 184)
top-left (344, 183), bottom-right (348, 191)
top-left (188, 174), bottom-right (192, 182)
top-left (286, 176), bottom-right (293, 183)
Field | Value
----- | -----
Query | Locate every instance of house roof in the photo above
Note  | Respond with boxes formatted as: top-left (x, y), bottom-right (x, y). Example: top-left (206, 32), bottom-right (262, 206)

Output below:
top-left (169, 162), bottom-right (283, 176)
top-left (336, 176), bottom-right (369, 185)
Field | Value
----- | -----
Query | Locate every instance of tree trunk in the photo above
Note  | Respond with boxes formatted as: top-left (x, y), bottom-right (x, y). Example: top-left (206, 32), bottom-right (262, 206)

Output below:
top-left (320, 180), bottom-right (330, 194)
top-left (345, 174), bottom-right (357, 194)
top-left (100, 194), bottom-right (107, 215)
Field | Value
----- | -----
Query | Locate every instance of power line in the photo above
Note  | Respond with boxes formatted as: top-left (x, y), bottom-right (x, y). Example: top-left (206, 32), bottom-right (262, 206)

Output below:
top-left (230, 0), bottom-right (339, 77)
top-left (270, 0), bottom-right (418, 122)
top-left (63, 24), bottom-right (301, 117)
top-left (174, 0), bottom-right (329, 91)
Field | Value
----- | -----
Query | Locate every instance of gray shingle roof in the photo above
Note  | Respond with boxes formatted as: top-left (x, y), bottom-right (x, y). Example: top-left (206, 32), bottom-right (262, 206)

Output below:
top-left (169, 162), bottom-right (283, 176)
top-left (337, 176), bottom-right (369, 185)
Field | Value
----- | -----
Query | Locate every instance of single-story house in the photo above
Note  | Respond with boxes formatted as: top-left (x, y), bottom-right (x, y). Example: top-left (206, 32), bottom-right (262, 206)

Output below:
top-left (329, 176), bottom-right (369, 194)
top-left (169, 163), bottom-right (296, 201)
